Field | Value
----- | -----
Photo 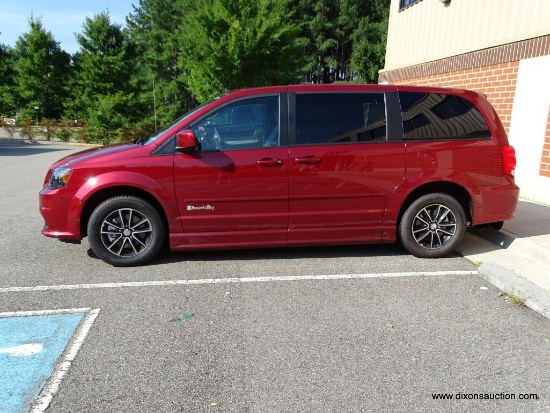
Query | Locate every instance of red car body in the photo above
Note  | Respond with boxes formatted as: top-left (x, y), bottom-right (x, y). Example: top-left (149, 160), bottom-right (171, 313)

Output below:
top-left (39, 84), bottom-right (519, 265)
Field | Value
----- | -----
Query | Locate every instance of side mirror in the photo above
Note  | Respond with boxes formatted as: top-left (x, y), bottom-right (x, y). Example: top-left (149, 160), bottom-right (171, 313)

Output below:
top-left (176, 130), bottom-right (198, 152)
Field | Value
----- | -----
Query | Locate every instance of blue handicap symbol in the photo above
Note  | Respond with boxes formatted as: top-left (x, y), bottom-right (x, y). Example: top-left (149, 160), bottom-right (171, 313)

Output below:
top-left (0, 313), bottom-right (84, 413)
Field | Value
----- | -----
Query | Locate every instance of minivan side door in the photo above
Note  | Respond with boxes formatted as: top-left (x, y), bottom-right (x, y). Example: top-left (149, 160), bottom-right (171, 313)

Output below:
top-left (288, 91), bottom-right (406, 244)
top-left (173, 94), bottom-right (289, 248)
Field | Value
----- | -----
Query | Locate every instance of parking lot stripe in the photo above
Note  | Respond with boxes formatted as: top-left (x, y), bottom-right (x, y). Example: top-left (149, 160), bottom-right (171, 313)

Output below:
top-left (30, 308), bottom-right (100, 413)
top-left (0, 271), bottom-right (478, 293)
top-left (0, 308), bottom-right (93, 318)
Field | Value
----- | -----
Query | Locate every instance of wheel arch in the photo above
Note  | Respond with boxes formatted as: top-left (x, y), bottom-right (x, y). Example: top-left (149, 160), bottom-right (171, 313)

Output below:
top-left (396, 181), bottom-right (473, 229)
top-left (80, 186), bottom-right (169, 240)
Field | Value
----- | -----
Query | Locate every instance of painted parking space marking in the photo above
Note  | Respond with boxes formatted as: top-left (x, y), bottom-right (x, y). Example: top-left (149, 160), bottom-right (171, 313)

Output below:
top-left (0, 270), bottom-right (478, 293)
top-left (0, 308), bottom-right (100, 413)
top-left (0, 343), bottom-right (44, 357)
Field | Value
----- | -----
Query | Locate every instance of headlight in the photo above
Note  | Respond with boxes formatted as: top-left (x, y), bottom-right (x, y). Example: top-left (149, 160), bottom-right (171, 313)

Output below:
top-left (49, 167), bottom-right (73, 189)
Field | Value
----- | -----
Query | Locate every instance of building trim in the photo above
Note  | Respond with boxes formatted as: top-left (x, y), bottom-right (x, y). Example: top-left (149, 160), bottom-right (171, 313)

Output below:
top-left (379, 34), bottom-right (550, 84)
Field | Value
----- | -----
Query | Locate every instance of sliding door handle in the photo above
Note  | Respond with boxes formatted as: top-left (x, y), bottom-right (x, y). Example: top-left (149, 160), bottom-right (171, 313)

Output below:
top-left (257, 158), bottom-right (284, 167)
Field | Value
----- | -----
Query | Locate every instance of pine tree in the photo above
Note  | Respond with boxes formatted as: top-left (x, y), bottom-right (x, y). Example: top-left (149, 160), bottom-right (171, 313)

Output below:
top-left (12, 17), bottom-right (71, 119)
top-left (290, 0), bottom-right (389, 83)
top-left (68, 11), bottom-right (138, 143)
top-left (0, 39), bottom-right (16, 116)
top-left (127, 0), bottom-right (195, 129)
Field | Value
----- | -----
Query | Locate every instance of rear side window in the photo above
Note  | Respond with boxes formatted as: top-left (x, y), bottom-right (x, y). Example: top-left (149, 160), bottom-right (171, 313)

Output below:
top-left (295, 93), bottom-right (386, 145)
top-left (399, 92), bottom-right (490, 140)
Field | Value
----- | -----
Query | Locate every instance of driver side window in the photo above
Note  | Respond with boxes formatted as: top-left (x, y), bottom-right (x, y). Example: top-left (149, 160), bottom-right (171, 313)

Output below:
top-left (191, 96), bottom-right (279, 151)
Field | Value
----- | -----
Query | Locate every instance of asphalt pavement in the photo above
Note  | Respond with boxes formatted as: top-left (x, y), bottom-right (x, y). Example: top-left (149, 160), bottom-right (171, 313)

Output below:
top-left (0, 139), bottom-right (549, 413)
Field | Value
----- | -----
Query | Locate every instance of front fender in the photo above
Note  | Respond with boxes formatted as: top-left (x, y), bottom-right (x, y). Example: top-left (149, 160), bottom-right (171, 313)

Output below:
top-left (66, 171), bottom-right (178, 237)
top-left (74, 171), bottom-right (170, 201)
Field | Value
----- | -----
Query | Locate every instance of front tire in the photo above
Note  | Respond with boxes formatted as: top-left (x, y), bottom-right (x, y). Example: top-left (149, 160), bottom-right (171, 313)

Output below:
top-left (399, 193), bottom-right (466, 258)
top-left (87, 196), bottom-right (165, 266)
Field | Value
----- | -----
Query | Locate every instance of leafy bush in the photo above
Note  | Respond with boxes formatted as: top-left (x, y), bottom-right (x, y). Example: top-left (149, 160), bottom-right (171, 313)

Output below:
top-left (39, 118), bottom-right (56, 141)
top-left (77, 124), bottom-right (89, 143)
top-left (54, 120), bottom-right (72, 142)
top-left (17, 117), bottom-right (35, 140)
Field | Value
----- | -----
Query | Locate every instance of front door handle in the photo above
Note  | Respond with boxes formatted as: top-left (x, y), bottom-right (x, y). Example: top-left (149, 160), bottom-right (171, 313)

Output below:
top-left (294, 156), bottom-right (322, 165)
top-left (257, 158), bottom-right (284, 167)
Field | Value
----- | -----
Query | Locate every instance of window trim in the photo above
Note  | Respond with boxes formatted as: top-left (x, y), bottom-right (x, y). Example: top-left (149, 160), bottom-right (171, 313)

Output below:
top-left (399, 0), bottom-right (422, 11)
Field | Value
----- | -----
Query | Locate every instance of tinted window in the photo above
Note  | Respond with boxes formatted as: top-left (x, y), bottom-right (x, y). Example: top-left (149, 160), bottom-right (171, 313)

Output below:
top-left (295, 93), bottom-right (386, 145)
top-left (433, 95), bottom-right (474, 119)
top-left (399, 92), bottom-right (490, 140)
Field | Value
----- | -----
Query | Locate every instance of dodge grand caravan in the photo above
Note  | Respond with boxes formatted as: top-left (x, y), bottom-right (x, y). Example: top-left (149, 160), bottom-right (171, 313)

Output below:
top-left (39, 84), bottom-right (519, 266)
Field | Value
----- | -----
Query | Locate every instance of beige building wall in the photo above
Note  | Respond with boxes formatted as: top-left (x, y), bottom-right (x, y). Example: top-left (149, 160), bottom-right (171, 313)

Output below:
top-left (384, 0), bottom-right (550, 71)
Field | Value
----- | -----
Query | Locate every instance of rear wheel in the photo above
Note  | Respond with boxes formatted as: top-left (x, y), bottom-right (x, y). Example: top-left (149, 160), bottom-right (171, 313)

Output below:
top-left (399, 193), bottom-right (466, 258)
top-left (87, 196), bottom-right (165, 266)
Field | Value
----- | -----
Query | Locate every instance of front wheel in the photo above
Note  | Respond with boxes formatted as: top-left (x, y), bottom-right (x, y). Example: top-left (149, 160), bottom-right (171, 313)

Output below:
top-left (399, 193), bottom-right (466, 258)
top-left (87, 196), bottom-right (165, 266)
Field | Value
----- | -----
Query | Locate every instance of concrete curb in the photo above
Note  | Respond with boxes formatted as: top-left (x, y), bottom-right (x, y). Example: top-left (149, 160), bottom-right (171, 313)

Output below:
top-left (478, 261), bottom-right (550, 320)
top-left (471, 228), bottom-right (549, 269)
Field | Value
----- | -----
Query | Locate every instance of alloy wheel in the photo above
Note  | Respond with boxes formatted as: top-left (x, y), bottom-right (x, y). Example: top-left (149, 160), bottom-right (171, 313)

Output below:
top-left (411, 204), bottom-right (457, 250)
top-left (99, 208), bottom-right (153, 257)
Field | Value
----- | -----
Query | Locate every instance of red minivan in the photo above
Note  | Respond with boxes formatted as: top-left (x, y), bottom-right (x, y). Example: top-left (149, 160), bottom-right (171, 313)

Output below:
top-left (39, 84), bottom-right (519, 266)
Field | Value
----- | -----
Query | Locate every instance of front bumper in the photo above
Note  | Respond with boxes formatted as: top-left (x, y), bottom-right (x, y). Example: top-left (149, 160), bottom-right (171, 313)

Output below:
top-left (39, 187), bottom-right (82, 240)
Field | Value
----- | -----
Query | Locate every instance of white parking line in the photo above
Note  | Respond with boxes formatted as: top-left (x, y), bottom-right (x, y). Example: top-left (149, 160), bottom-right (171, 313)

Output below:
top-left (0, 308), bottom-right (100, 413)
top-left (31, 308), bottom-right (100, 413)
top-left (0, 271), bottom-right (478, 293)
top-left (0, 308), bottom-right (94, 317)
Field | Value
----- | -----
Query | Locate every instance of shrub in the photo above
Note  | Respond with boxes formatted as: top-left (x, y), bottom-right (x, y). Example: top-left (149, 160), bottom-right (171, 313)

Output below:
top-left (39, 118), bottom-right (56, 141)
top-left (17, 117), bottom-right (35, 140)
top-left (54, 120), bottom-right (72, 142)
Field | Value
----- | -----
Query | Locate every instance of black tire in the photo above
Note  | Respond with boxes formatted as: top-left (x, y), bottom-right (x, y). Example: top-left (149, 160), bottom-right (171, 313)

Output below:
top-left (87, 196), bottom-right (165, 266)
top-left (399, 193), bottom-right (466, 258)
top-left (488, 221), bottom-right (504, 231)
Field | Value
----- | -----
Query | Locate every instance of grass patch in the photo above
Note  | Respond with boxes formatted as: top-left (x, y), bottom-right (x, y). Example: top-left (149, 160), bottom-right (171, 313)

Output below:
top-left (505, 293), bottom-right (526, 307)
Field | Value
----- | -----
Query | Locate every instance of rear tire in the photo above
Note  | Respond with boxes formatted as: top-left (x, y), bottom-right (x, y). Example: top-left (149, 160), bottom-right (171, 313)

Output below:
top-left (399, 193), bottom-right (466, 258)
top-left (488, 221), bottom-right (504, 231)
top-left (87, 196), bottom-right (165, 266)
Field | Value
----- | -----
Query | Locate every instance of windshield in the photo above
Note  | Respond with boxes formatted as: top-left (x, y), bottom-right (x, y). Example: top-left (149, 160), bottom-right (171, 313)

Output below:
top-left (137, 98), bottom-right (218, 145)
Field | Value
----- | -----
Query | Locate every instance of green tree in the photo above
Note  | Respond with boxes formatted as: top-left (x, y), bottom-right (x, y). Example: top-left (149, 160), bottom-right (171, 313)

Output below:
top-left (350, 2), bottom-right (389, 83)
top-left (12, 17), bottom-right (71, 119)
top-left (69, 12), bottom-right (138, 142)
top-left (292, 0), bottom-right (340, 83)
top-left (127, 0), bottom-right (195, 129)
top-left (0, 38), bottom-right (17, 117)
top-left (179, 0), bottom-right (307, 102)
top-left (290, 0), bottom-right (389, 84)
top-left (87, 93), bottom-right (133, 144)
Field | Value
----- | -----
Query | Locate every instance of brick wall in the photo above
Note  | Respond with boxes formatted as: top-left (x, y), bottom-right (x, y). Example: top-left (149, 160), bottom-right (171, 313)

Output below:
top-left (541, 109), bottom-right (550, 177)
top-left (392, 62), bottom-right (519, 134)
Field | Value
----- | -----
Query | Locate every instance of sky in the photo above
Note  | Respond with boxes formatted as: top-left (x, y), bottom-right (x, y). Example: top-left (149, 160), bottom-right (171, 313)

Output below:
top-left (0, 0), bottom-right (137, 54)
